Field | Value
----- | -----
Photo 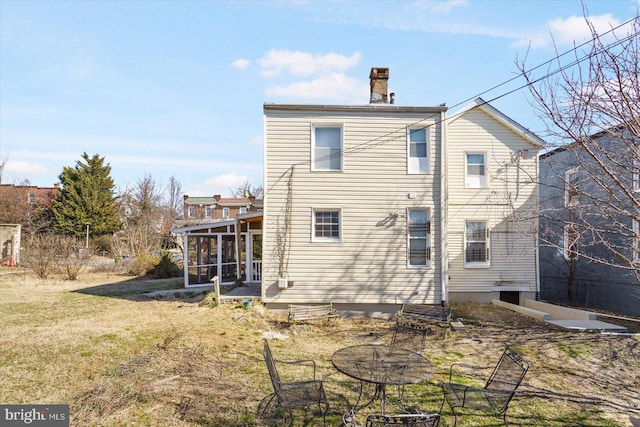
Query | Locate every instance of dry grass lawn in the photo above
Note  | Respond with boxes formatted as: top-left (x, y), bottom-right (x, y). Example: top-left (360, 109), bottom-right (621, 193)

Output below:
top-left (0, 268), bottom-right (639, 426)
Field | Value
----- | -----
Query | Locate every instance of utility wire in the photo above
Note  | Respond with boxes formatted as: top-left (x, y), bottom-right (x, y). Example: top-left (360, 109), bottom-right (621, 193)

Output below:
top-left (293, 15), bottom-right (639, 167)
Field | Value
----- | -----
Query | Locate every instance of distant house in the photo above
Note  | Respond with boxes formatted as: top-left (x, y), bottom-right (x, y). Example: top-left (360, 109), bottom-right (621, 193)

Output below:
top-left (178, 195), bottom-right (263, 225)
top-left (261, 68), bottom-right (543, 314)
top-left (539, 127), bottom-right (640, 316)
top-left (0, 183), bottom-right (59, 225)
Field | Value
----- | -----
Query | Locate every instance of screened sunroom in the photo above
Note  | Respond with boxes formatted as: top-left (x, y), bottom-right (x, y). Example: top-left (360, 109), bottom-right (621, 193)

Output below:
top-left (171, 212), bottom-right (262, 288)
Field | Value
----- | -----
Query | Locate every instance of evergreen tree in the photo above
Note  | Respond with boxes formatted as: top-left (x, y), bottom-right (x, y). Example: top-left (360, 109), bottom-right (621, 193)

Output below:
top-left (51, 153), bottom-right (122, 237)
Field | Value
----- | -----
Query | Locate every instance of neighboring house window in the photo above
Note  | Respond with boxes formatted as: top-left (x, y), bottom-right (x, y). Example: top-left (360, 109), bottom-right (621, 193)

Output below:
top-left (312, 125), bottom-right (342, 171)
top-left (313, 209), bottom-right (340, 241)
top-left (465, 221), bottom-right (490, 266)
top-left (408, 127), bottom-right (429, 174)
top-left (223, 207), bottom-right (230, 218)
top-left (633, 219), bottom-right (640, 263)
top-left (188, 206), bottom-right (195, 218)
top-left (565, 167), bottom-right (580, 207)
top-left (408, 209), bottom-right (431, 267)
top-left (28, 192), bottom-right (36, 203)
top-left (465, 153), bottom-right (487, 188)
top-left (240, 207), bottom-right (247, 214)
top-left (205, 207), bottom-right (212, 218)
top-left (633, 159), bottom-right (640, 191)
top-left (564, 223), bottom-right (579, 260)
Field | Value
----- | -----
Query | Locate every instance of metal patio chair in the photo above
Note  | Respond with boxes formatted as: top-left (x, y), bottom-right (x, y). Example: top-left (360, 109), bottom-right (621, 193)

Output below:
top-left (261, 339), bottom-right (329, 426)
top-left (391, 318), bottom-right (430, 355)
top-left (366, 412), bottom-right (440, 427)
top-left (440, 347), bottom-right (529, 426)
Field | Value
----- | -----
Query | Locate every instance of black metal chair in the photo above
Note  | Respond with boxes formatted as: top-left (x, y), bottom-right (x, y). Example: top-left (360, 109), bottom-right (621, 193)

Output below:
top-left (440, 347), bottom-right (529, 426)
top-left (366, 412), bottom-right (440, 426)
top-left (261, 339), bottom-right (329, 425)
top-left (391, 318), bottom-right (430, 355)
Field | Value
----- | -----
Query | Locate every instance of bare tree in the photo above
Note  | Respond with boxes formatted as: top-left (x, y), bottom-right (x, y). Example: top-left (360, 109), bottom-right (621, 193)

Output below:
top-left (231, 180), bottom-right (263, 199)
top-left (520, 14), bottom-right (640, 303)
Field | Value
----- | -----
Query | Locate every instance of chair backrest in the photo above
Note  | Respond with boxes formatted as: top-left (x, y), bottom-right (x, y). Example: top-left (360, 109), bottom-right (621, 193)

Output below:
top-left (263, 340), bottom-right (281, 394)
top-left (484, 347), bottom-right (530, 411)
top-left (366, 413), bottom-right (440, 427)
top-left (391, 319), bottom-right (429, 355)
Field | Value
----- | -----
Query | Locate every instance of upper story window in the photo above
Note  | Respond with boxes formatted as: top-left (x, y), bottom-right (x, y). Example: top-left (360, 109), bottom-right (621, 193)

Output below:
top-left (205, 207), bottom-right (212, 218)
top-left (313, 209), bottom-right (340, 242)
top-left (465, 220), bottom-right (490, 267)
top-left (633, 159), bottom-right (639, 192)
top-left (465, 153), bottom-right (487, 188)
top-left (188, 206), bottom-right (195, 218)
top-left (408, 209), bottom-right (431, 267)
top-left (312, 125), bottom-right (342, 171)
top-left (408, 128), bottom-right (429, 174)
top-left (565, 167), bottom-right (580, 207)
top-left (223, 207), bottom-right (230, 218)
top-left (240, 207), bottom-right (247, 214)
top-left (28, 192), bottom-right (36, 203)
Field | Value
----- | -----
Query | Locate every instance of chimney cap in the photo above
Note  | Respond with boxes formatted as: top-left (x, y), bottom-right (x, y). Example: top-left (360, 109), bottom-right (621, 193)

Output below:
top-left (369, 67), bottom-right (389, 79)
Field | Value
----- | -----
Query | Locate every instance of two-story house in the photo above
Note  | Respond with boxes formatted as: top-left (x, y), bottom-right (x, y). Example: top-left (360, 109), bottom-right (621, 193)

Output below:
top-left (181, 194), bottom-right (263, 224)
top-left (539, 127), bottom-right (640, 316)
top-left (261, 68), bottom-right (543, 315)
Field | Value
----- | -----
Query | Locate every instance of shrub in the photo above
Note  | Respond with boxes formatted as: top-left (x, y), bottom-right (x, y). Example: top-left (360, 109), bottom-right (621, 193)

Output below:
top-left (151, 252), bottom-right (183, 279)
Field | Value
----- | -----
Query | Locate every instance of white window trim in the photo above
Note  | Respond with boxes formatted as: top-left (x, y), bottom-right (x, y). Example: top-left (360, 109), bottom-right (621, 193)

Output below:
top-left (464, 220), bottom-right (491, 268)
top-left (563, 223), bottom-right (579, 260)
top-left (205, 206), bottom-right (212, 218)
top-left (407, 126), bottom-right (430, 174)
top-left (222, 207), bottom-right (230, 218)
top-left (407, 208), bottom-right (431, 268)
top-left (311, 124), bottom-right (344, 172)
top-left (311, 208), bottom-right (342, 243)
top-left (565, 167), bottom-right (580, 207)
top-left (465, 152), bottom-right (488, 188)
top-left (633, 219), bottom-right (639, 263)
top-left (188, 206), bottom-right (195, 218)
top-left (633, 159), bottom-right (640, 192)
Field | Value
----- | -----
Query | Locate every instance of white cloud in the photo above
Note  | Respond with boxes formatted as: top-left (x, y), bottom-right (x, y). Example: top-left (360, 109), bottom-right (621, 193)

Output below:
top-left (3, 159), bottom-right (53, 182)
top-left (514, 14), bottom-right (622, 49)
top-left (264, 72), bottom-right (368, 103)
top-left (413, 0), bottom-right (470, 14)
top-left (258, 50), bottom-right (361, 78)
top-left (231, 58), bottom-right (251, 69)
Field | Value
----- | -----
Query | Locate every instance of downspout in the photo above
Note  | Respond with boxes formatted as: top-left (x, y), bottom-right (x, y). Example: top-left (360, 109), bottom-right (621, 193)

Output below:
top-left (440, 109), bottom-right (449, 305)
top-left (534, 153), bottom-right (540, 298)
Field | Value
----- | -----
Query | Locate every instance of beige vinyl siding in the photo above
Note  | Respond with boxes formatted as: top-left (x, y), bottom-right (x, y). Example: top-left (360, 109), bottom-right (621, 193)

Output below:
top-left (264, 107), bottom-right (443, 304)
top-left (447, 108), bottom-right (538, 293)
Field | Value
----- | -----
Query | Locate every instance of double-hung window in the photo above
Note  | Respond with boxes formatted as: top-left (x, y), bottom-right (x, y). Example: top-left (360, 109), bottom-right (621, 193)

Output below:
top-left (408, 209), bottom-right (431, 267)
top-left (313, 209), bottom-right (340, 242)
top-left (188, 206), bottom-right (195, 218)
top-left (408, 128), bottom-right (429, 174)
top-left (312, 125), bottom-right (342, 171)
top-left (564, 223), bottom-right (579, 260)
top-left (465, 221), bottom-right (490, 266)
top-left (205, 207), bottom-right (212, 218)
top-left (223, 207), bottom-right (230, 218)
top-left (465, 153), bottom-right (487, 188)
top-left (565, 167), bottom-right (580, 207)
top-left (633, 219), bottom-right (640, 263)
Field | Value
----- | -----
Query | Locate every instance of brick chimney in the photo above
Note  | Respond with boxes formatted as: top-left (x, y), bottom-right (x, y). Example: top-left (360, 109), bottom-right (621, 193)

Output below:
top-left (370, 67), bottom-right (390, 104)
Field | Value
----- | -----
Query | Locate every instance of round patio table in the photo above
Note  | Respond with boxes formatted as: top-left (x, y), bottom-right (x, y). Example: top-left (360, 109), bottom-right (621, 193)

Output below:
top-left (332, 344), bottom-right (433, 414)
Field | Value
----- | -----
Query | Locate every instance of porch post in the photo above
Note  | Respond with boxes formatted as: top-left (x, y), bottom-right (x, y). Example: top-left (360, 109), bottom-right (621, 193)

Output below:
top-left (182, 232), bottom-right (189, 288)
top-left (235, 217), bottom-right (242, 283)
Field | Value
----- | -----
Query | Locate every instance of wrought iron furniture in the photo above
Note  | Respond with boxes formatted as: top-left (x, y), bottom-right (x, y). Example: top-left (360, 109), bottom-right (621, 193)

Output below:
top-left (391, 319), bottom-right (430, 355)
top-left (366, 412), bottom-right (440, 427)
top-left (440, 347), bottom-right (529, 426)
top-left (332, 344), bottom-right (433, 414)
top-left (398, 304), bottom-right (453, 329)
top-left (288, 303), bottom-right (338, 323)
top-left (261, 339), bottom-right (329, 425)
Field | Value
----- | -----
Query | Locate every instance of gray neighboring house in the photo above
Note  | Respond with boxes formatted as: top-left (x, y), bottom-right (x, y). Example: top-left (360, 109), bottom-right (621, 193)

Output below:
top-left (539, 126), bottom-right (640, 316)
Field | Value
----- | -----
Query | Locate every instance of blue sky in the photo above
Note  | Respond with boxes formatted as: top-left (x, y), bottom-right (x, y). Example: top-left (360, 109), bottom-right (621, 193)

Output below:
top-left (1, 0), bottom-right (638, 197)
